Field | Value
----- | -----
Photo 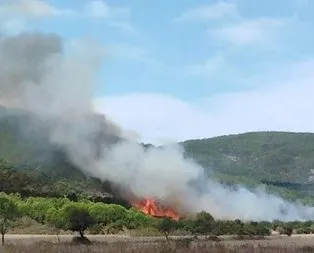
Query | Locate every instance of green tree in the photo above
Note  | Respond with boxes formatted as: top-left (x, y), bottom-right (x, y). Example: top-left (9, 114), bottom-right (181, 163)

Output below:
top-left (233, 219), bottom-right (247, 237)
top-left (255, 223), bottom-right (271, 236)
top-left (104, 220), bottom-right (125, 235)
top-left (64, 206), bottom-right (95, 238)
top-left (192, 211), bottom-right (215, 239)
top-left (154, 217), bottom-right (178, 241)
top-left (0, 197), bottom-right (19, 244)
top-left (0, 158), bottom-right (13, 171)
top-left (45, 207), bottom-right (65, 243)
top-left (124, 208), bottom-right (152, 229)
top-left (282, 224), bottom-right (293, 236)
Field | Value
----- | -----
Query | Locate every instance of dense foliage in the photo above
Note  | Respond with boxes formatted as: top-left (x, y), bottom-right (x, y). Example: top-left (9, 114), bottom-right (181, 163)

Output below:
top-left (2, 108), bottom-right (314, 242)
top-left (0, 196), bottom-right (19, 244)
top-left (1, 192), bottom-right (314, 244)
top-left (181, 131), bottom-right (314, 204)
top-left (1, 109), bottom-right (314, 207)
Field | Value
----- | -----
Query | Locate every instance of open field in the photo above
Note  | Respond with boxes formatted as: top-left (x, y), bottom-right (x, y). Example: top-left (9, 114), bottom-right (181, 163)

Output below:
top-left (5, 233), bottom-right (314, 245)
top-left (3, 234), bottom-right (314, 253)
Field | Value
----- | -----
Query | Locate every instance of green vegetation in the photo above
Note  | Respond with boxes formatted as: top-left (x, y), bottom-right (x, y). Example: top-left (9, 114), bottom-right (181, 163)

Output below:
top-left (1, 107), bottom-right (314, 206)
top-left (63, 206), bottom-right (95, 239)
top-left (0, 196), bottom-right (19, 244)
top-left (153, 217), bottom-right (177, 241)
top-left (2, 110), bottom-right (314, 205)
top-left (182, 131), bottom-right (314, 182)
top-left (2, 106), bottom-right (314, 243)
top-left (181, 131), bottom-right (314, 204)
top-left (2, 192), bottom-right (314, 245)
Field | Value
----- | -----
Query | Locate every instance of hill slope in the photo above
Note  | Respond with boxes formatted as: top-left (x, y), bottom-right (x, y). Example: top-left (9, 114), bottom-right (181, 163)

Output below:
top-left (182, 131), bottom-right (314, 184)
top-left (181, 132), bottom-right (314, 202)
top-left (0, 105), bottom-right (314, 204)
top-left (0, 106), bottom-right (129, 206)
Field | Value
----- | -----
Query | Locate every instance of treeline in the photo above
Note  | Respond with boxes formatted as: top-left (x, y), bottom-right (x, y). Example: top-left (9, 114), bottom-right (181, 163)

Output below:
top-left (0, 158), bottom-right (131, 208)
top-left (2, 192), bottom-right (314, 245)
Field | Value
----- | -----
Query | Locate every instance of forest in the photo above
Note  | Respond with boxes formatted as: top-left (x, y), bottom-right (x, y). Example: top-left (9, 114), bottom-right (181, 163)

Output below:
top-left (2, 127), bottom-right (314, 245)
top-left (2, 191), bottom-right (314, 245)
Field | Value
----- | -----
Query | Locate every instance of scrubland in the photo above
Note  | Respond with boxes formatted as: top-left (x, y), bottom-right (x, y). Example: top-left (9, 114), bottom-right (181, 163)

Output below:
top-left (2, 235), bottom-right (314, 253)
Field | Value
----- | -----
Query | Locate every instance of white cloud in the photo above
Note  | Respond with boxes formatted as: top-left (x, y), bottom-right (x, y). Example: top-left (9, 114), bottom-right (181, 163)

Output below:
top-left (83, 1), bottom-right (134, 34)
top-left (104, 43), bottom-right (168, 71)
top-left (93, 60), bottom-right (314, 144)
top-left (0, 18), bottom-right (26, 34)
top-left (0, 0), bottom-right (77, 18)
top-left (208, 17), bottom-right (289, 46)
top-left (85, 0), bottom-right (111, 18)
top-left (174, 1), bottom-right (238, 23)
top-left (0, 0), bottom-right (76, 33)
top-left (175, 1), bottom-right (294, 47)
top-left (0, 0), bottom-right (130, 19)
top-left (105, 43), bottom-right (150, 61)
top-left (0, 0), bottom-right (133, 33)
top-left (108, 21), bottom-right (135, 34)
top-left (186, 54), bottom-right (225, 76)
top-left (84, 0), bottom-right (130, 19)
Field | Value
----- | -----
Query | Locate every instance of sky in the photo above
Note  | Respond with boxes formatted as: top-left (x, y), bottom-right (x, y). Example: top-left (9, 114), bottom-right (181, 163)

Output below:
top-left (0, 0), bottom-right (314, 144)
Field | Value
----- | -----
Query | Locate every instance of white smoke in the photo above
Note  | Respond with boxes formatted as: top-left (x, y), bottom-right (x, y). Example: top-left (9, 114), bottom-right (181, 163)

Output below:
top-left (1, 32), bottom-right (314, 222)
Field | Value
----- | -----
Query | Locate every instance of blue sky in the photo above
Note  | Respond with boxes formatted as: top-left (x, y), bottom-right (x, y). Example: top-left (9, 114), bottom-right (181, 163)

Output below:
top-left (1, 0), bottom-right (314, 144)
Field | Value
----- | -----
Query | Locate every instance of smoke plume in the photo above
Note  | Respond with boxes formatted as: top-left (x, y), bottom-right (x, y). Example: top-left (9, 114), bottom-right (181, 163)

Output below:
top-left (1, 32), bottom-right (314, 221)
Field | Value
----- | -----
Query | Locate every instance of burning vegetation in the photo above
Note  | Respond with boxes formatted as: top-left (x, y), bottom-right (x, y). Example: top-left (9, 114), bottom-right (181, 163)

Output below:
top-left (131, 198), bottom-right (181, 221)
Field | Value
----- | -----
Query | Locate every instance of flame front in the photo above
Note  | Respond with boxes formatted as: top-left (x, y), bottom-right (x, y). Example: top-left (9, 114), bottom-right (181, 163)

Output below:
top-left (132, 198), bottom-right (180, 221)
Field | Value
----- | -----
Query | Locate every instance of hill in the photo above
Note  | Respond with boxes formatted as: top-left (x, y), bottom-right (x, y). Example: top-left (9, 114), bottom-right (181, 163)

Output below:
top-left (182, 131), bottom-right (314, 183)
top-left (1, 104), bottom-right (314, 204)
top-left (181, 132), bottom-right (314, 202)
top-left (0, 106), bottom-right (129, 206)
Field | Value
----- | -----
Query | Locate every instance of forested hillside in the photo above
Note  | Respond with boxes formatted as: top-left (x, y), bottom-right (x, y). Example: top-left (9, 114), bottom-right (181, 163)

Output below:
top-left (0, 106), bottom-right (128, 206)
top-left (182, 131), bottom-right (314, 183)
top-left (1, 104), bottom-right (314, 204)
top-left (181, 132), bottom-right (314, 202)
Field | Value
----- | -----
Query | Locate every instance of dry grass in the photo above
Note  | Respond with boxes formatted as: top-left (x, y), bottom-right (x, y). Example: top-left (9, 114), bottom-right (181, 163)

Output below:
top-left (8, 217), bottom-right (73, 235)
top-left (2, 236), bottom-right (314, 253)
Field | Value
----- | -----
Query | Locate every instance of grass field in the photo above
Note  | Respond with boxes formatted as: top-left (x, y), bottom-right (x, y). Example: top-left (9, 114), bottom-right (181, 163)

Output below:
top-left (2, 235), bottom-right (314, 253)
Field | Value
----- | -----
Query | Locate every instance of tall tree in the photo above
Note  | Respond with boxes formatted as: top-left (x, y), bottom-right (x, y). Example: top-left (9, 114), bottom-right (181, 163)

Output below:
top-left (191, 211), bottom-right (215, 239)
top-left (0, 197), bottom-right (19, 244)
top-left (155, 217), bottom-right (178, 241)
top-left (64, 206), bottom-right (95, 239)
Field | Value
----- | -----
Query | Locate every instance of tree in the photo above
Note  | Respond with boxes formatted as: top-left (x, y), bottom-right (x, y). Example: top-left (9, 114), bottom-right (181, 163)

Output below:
top-left (45, 207), bottom-right (65, 243)
top-left (0, 197), bottom-right (19, 244)
top-left (233, 219), bottom-right (247, 237)
top-left (64, 206), bottom-right (95, 239)
top-left (191, 211), bottom-right (215, 239)
top-left (105, 220), bottom-right (125, 235)
top-left (254, 223), bottom-right (271, 236)
top-left (155, 217), bottom-right (178, 241)
top-left (282, 224), bottom-right (293, 236)
top-left (0, 158), bottom-right (13, 172)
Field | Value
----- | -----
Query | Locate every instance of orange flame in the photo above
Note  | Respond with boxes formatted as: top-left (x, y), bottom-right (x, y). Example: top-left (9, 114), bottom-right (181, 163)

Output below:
top-left (131, 198), bottom-right (180, 221)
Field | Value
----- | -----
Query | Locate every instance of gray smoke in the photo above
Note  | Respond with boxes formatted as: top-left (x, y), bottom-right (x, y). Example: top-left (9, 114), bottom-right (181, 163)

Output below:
top-left (1, 32), bottom-right (314, 221)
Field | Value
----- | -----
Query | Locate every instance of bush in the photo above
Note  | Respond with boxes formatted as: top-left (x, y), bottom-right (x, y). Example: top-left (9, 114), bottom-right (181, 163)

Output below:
top-left (296, 227), bottom-right (311, 234)
top-left (71, 236), bottom-right (92, 245)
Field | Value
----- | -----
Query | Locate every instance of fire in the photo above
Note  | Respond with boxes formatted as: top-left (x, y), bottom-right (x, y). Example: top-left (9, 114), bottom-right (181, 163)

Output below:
top-left (131, 198), bottom-right (180, 221)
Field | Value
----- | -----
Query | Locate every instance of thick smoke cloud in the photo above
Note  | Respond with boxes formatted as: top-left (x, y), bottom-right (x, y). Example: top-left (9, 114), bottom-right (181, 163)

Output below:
top-left (1, 32), bottom-right (314, 221)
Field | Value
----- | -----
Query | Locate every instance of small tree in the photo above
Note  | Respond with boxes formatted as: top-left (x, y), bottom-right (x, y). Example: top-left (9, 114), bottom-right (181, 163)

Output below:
top-left (282, 224), bottom-right (293, 236)
top-left (46, 207), bottom-right (65, 243)
top-left (64, 206), bottom-right (95, 239)
top-left (255, 223), bottom-right (271, 236)
top-left (105, 220), bottom-right (125, 235)
top-left (155, 217), bottom-right (178, 241)
top-left (0, 197), bottom-right (19, 245)
top-left (193, 211), bottom-right (215, 239)
top-left (233, 219), bottom-right (246, 238)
